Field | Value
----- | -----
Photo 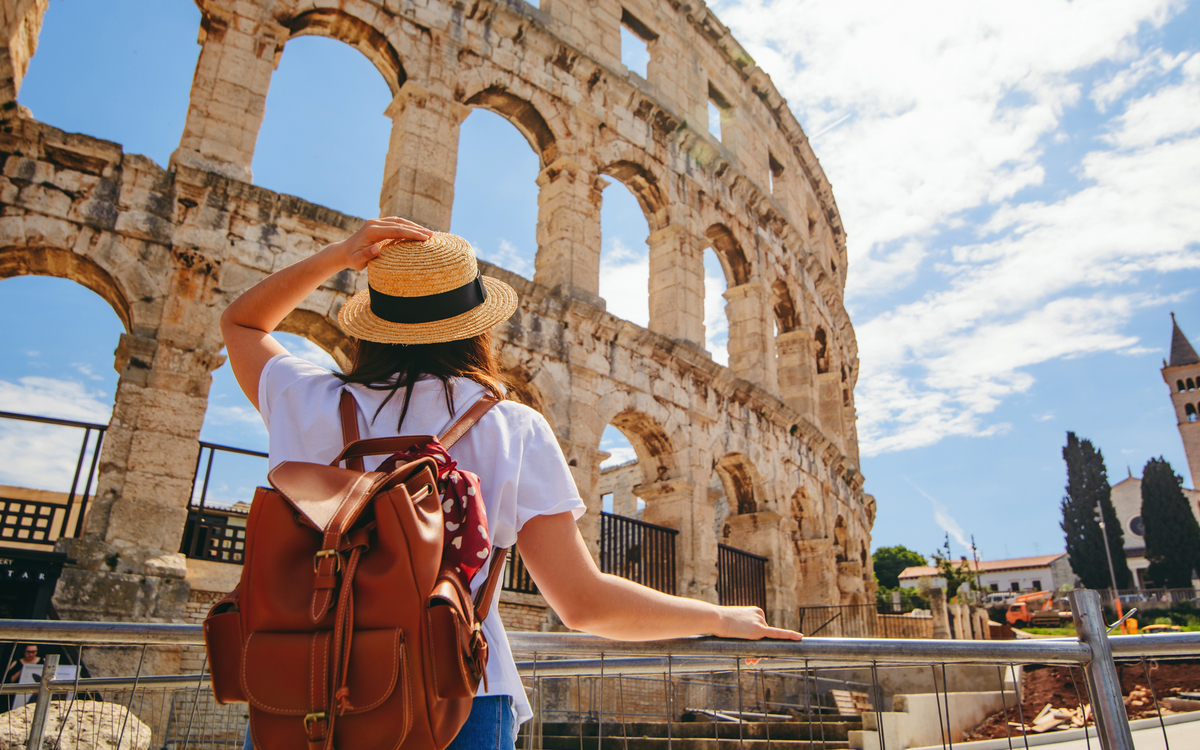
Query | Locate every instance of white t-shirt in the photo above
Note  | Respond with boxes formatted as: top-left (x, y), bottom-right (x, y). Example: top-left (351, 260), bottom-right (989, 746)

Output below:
top-left (258, 353), bottom-right (586, 724)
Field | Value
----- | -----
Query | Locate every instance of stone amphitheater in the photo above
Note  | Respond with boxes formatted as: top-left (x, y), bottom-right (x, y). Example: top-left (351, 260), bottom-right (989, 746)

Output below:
top-left (0, 0), bottom-right (875, 636)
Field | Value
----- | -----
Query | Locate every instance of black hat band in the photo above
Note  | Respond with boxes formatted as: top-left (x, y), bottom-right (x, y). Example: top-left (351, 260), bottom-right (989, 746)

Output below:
top-left (368, 274), bottom-right (488, 324)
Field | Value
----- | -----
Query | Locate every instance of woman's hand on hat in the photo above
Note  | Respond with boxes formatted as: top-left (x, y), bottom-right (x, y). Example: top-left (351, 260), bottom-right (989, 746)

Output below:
top-left (337, 217), bottom-right (432, 271)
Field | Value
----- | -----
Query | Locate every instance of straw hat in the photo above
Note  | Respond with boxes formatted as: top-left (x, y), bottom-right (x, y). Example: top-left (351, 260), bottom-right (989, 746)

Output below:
top-left (338, 232), bottom-right (518, 345)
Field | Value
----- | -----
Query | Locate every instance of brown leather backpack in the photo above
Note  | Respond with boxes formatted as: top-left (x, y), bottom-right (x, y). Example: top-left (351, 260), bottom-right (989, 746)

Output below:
top-left (203, 392), bottom-right (506, 750)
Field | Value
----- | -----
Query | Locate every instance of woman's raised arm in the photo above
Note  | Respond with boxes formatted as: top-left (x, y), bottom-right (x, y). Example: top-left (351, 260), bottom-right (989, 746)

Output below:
top-left (516, 512), bottom-right (802, 642)
top-left (220, 217), bottom-right (430, 410)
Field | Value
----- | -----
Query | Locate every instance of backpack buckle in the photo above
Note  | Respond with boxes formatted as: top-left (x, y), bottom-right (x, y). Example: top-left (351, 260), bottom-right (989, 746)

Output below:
top-left (304, 711), bottom-right (327, 732)
top-left (313, 550), bottom-right (341, 574)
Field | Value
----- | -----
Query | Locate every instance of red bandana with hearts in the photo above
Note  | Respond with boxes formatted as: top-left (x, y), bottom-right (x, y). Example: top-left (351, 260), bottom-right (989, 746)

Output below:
top-left (377, 441), bottom-right (491, 587)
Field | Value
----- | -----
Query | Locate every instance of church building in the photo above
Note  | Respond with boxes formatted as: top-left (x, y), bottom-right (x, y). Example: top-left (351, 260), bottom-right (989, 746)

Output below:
top-left (1108, 314), bottom-right (1200, 589)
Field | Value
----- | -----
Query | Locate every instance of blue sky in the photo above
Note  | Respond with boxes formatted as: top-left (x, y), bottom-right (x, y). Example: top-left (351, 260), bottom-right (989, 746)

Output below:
top-left (1, 0), bottom-right (1197, 564)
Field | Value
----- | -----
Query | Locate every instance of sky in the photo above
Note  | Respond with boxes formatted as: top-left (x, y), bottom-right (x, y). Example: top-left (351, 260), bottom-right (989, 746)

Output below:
top-left (0, 0), bottom-right (1197, 564)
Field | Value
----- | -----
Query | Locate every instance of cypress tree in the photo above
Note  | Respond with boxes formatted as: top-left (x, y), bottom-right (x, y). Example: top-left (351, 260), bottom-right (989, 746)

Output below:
top-left (1060, 432), bottom-right (1133, 589)
top-left (1141, 457), bottom-right (1200, 589)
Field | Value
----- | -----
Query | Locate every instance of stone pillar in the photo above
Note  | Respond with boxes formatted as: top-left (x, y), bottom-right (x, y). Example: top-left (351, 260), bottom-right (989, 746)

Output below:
top-left (951, 603), bottom-right (968, 640)
top-left (777, 329), bottom-right (817, 421)
top-left (648, 224), bottom-right (705, 348)
top-left (171, 3), bottom-right (286, 182)
top-left (724, 281), bottom-right (778, 391)
top-left (0, 0), bottom-right (48, 109)
top-left (818, 371), bottom-right (844, 446)
top-left (378, 83), bottom-right (470, 231)
top-left (929, 587), bottom-right (950, 639)
top-left (612, 481), bottom-right (638, 517)
top-left (793, 538), bottom-right (838, 607)
top-left (635, 477), bottom-right (716, 602)
top-left (534, 157), bottom-right (604, 306)
top-left (723, 511), bottom-right (794, 628)
top-left (558, 443), bottom-right (609, 561)
top-left (973, 607), bottom-right (991, 640)
top-left (54, 333), bottom-right (223, 621)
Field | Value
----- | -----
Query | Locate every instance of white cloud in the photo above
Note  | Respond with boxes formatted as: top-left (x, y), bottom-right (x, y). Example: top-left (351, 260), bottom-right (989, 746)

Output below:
top-left (600, 445), bottom-right (638, 469)
top-left (276, 333), bottom-right (340, 372)
top-left (704, 270), bottom-right (730, 367)
top-left (906, 477), bottom-right (970, 548)
top-left (599, 237), bottom-right (650, 327)
top-left (0, 377), bottom-right (112, 491)
top-left (710, 0), bottom-right (1198, 454)
top-left (0, 377), bottom-right (112, 423)
top-left (475, 238), bottom-right (534, 279)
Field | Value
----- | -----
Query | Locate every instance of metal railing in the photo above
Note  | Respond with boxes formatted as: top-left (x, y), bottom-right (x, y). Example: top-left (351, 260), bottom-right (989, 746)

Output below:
top-left (1, 591), bottom-right (1192, 750)
top-left (600, 511), bottom-right (677, 595)
top-left (0, 411), bottom-right (106, 548)
top-left (504, 545), bottom-right (539, 595)
top-left (717, 543), bottom-right (767, 610)
top-left (181, 441), bottom-right (266, 563)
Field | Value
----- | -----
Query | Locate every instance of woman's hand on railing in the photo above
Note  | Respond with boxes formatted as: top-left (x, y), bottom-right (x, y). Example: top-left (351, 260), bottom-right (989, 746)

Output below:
top-left (715, 605), bottom-right (803, 641)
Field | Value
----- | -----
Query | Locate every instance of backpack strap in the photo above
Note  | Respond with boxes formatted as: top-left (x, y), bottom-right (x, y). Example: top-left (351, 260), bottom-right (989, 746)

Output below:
top-left (473, 546), bottom-right (506, 621)
top-left (330, 394), bottom-right (501, 467)
top-left (439, 395), bottom-right (501, 448)
top-left (338, 390), bottom-right (365, 472)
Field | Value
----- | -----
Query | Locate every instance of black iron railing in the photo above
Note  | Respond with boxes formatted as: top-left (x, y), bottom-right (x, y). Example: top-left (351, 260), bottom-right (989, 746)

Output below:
top-left (716, 543), bottom-right (767, 610)
top-left (181, 441), bottom-right (267, 563)
top-left (180, 511), bottom-right (248, 564)
top-left (0, 412), bottom-right (106, 549)
top-left (600, 511), bottom-right (677, 595)
top-left (503, 546), bottom-right (538, 594)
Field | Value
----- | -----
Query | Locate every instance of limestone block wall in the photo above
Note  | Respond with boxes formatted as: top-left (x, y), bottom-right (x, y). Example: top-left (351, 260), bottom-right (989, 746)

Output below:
top-left (0, 0), bottom-right (874, 636)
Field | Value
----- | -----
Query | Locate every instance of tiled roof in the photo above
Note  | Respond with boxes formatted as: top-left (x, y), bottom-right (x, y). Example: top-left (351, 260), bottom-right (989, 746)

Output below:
top-left (898, 553), bottom-right (1065, 580)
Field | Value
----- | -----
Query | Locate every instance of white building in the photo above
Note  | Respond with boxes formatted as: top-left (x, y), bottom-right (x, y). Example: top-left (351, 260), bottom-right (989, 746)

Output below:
top-left (898, 554), bottom-right (1075, 594)
top-left (1109, 473), bottom-right (1200, 589)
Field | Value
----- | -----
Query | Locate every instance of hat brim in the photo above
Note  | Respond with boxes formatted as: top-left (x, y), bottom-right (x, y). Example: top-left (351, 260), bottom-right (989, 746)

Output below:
top-left (338, 275), bottom-right (518, 345)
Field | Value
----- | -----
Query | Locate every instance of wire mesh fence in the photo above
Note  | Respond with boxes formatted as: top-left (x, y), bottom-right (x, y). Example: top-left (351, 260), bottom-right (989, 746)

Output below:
top-left (0, 590), bottom-right (1195, 750)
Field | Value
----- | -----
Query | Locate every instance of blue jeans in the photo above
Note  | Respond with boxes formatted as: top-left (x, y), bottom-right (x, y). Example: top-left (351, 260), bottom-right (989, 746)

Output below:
top-left (241, 696), bottom-right (516, 750)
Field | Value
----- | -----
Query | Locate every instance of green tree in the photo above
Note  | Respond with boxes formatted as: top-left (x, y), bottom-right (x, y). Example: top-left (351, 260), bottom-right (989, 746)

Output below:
top-left (873, 545), bottom-right (927, 589)
top-left (1141, 457), bottom-right (1200, 588)
top-left (931, 534), bottom-right (978, 599)
top-left (1060, 432), bottom-right (1132, 589)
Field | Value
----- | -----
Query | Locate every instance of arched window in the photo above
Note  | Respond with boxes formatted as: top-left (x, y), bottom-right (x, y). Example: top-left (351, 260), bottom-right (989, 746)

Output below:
top-left (814, 328), bottom-right (829, 374)
top-left (1187, 403), bottom-right (1198, 423)
top-left (1180, 380), bottom-right (1187, 392)
top-left (1189, 378), bottom-right (1196, 391)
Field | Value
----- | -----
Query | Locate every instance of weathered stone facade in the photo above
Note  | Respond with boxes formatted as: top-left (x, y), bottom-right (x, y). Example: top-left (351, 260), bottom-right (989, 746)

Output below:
top-left (0, 0), bottom-right (873, 633)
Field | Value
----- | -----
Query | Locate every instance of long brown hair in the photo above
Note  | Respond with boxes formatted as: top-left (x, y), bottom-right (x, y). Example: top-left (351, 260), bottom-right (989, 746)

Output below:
top-left (334, 332), bottom-right (506, 430)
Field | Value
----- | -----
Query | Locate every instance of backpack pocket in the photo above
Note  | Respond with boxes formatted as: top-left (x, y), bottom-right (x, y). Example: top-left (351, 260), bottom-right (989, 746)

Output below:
top-left (242, 628), bottom-right (411, 750)
top-left (203, 594), bottom-right (245, 705)
top-left (427, 577), bottom-right (486, 699)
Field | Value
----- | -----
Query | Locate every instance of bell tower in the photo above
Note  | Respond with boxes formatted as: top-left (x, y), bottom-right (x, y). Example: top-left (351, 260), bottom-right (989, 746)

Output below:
top-left (1162, 313), bottom-right (1200, 488)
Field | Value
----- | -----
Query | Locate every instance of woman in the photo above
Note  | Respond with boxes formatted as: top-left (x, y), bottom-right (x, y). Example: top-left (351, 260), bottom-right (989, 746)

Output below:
top-left (221, 217), bottom-right (802, 749)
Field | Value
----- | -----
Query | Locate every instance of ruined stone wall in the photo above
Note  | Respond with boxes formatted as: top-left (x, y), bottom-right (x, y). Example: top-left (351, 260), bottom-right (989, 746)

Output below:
top-left (0, 0), bottom-right (874, 638)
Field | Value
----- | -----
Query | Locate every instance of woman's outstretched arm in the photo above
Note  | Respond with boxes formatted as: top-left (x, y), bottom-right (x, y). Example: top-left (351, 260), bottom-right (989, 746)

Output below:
top-left (220, 217), bottom-right (430, 409)
top-left (516, 512), bottom-right (802, 642)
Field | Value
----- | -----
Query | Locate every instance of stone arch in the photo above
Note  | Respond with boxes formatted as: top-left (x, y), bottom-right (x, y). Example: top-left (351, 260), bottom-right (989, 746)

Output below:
top-left (1179, 379), bottom-right (1186, 392)
top-left (714, 453), bottom-right (760, 515)
top-left (833, 515), bottom-right (848, 563)
top-left (814, 326), bottom-right (829, 374)
top-left (1187, 402), bottom-right (1197, 422)
top-left (502, 365), bottom-right (550, 419)
top-left (1189, 378), bottom-right (1196, 391)
top-left (461, 85), bottom-right (559, 166)
top-left (606, 408), bottom-right (676, 487)
top-left (277, 309), bottom-right (354, 372)
top-left (703, 224), bottom-right (751, 287)
top-left (770, 278), bottom-right (798, 333)
top-left (284, 8), bottom-right (407, 93)
top-left (601, 160), bottom-right (670, 233)
top-left (0, 247), bottom-right (133, 332)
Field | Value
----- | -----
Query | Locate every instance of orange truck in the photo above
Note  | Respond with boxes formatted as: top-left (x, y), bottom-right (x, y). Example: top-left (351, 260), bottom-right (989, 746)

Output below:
top-left (1005, 591), bottom-right (1067, 628)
